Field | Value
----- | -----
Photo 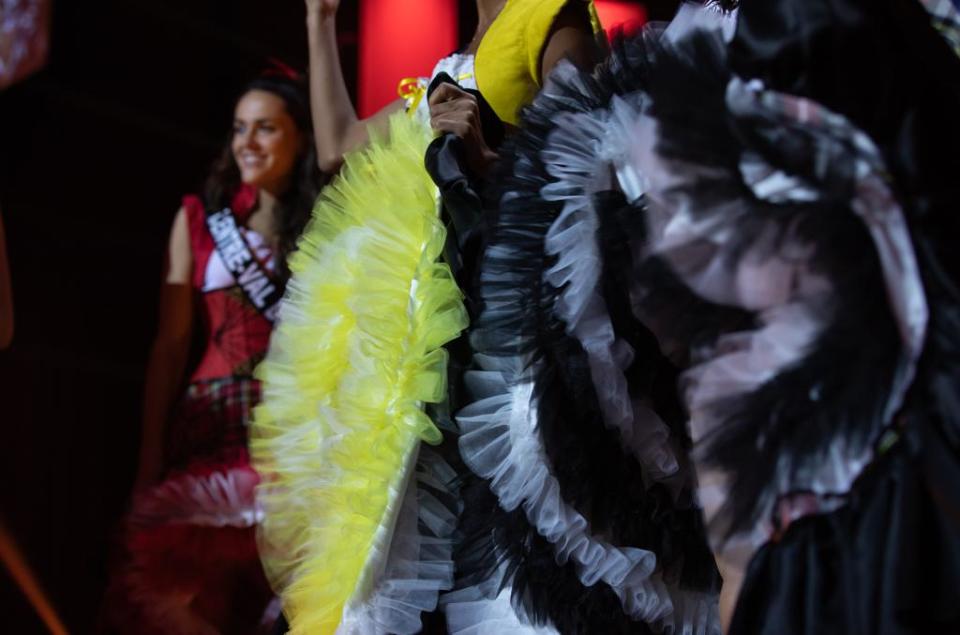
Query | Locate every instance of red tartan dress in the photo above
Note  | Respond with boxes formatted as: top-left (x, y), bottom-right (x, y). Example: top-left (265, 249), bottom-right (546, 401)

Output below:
top-left (104, 185), bottom-right (278, 635)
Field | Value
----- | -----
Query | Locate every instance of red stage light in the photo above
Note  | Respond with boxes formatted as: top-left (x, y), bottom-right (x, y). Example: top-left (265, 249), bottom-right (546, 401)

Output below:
top-left (594, 1), bottom-right (648, 38)
top-left (358, 0), bottom-right (459, 117)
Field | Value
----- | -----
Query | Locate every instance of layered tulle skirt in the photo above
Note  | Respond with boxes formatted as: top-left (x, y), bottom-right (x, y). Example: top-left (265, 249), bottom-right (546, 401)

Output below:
top-left (103, 377), bottom-right (276, 635)
top-left (250, 112), bottom-right (467, 635)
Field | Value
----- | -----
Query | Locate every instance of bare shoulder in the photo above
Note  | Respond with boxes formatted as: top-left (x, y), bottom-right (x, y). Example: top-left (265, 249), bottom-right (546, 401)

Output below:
top-left (165, 206), bottom-right (193, 285)
top-left (541, 1), bottom-right (601, 80)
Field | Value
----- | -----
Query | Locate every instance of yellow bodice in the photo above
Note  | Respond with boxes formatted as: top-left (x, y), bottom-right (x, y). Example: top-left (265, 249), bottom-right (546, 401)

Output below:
top-left (475, 0), bottom-right (602, 125)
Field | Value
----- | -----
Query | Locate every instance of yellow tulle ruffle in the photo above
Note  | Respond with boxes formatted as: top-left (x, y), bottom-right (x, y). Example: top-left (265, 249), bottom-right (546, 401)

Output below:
top-left (251, 112), bottom-right (468, 634)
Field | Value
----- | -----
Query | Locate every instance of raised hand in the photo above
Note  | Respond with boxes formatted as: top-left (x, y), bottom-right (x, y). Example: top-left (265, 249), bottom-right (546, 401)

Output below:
top-left (305, 0), bottom-right (339, 19)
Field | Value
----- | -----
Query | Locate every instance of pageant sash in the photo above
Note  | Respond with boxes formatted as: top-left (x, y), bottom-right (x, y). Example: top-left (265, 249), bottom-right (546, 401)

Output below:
top-left (205, 207), bottom-right (283, 322)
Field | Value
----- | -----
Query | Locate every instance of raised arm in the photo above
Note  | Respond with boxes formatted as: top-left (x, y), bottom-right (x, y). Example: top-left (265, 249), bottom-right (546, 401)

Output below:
top-left (305, 0), bottom-right (404, 172)
top-left (134, 207), bottom-right (195, 490)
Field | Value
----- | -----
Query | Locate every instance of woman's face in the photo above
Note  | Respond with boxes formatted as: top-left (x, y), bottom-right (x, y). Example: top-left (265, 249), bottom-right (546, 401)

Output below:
top-left (232, 89), bottom-right (303, 195)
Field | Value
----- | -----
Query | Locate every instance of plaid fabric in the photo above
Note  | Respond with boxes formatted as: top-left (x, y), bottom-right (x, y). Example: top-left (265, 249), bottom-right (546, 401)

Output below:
top-left (921, 0), bottom-right (960, 56)
top-left (164, 376), bottom-right (261, 472)
top-left (103, 375), bottom-right (271, 634)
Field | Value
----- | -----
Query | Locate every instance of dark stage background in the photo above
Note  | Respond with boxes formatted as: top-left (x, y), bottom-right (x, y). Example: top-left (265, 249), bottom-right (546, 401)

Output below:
top-left (0, 1), bottom-right (672, 632)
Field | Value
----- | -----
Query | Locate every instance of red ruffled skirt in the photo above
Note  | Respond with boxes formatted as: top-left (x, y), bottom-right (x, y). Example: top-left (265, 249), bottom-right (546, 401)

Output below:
top-left (102, 377), bottom-right (276, 635)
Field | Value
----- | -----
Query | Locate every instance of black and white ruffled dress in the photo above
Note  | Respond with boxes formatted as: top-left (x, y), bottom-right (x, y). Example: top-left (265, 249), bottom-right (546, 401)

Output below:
top-left (443, 6), bottom-right (736, 635)
top-left (449, 0), bottom-right (960, 633)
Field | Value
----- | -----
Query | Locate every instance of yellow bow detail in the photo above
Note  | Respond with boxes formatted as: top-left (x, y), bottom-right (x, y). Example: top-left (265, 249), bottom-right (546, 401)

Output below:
top-left (398, 73), bottom-right (476, 116)
top-left (398, 77), bottom-right (427, 115)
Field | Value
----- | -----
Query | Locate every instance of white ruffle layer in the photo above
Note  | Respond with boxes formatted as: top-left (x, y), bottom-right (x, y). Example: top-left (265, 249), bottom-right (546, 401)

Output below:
top-left (444, 573), bottom-right (560, 635)
top-left (128, 464), bottom-right (261, 529)
top-left (458, 355), bottom-right (719, 634)
top-left (629, 63), bottom-right (928, 566)
top-left (538, 68), bottom-right (680, 481)
top-left (337, 446), bottom-right (459, 635)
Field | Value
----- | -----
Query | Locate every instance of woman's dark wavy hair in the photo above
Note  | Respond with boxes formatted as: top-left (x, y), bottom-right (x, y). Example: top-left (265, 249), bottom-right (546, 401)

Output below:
top-left (204, 71), bottom-right (325, 281)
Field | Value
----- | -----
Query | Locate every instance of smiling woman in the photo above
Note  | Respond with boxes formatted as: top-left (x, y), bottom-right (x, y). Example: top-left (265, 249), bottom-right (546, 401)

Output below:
top-left (99, 72), bottom-right (324, 635)
top-left (232, 91), bottom-right (305, 207)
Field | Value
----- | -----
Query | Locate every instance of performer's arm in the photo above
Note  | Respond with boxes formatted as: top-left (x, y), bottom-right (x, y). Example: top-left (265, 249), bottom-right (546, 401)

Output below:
top-left (305, 0), bottom-right (404, 173)
top-left (134, 207), bottom-right (195, 490)
top-left (540, 2), bottom-right (601, 80)
top-left (0, 210), bottom-right (13, 350)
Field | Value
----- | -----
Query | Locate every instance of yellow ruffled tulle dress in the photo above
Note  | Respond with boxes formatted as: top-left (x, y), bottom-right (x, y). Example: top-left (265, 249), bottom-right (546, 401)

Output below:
top-left (251, 2), bottom-right (600, 633)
